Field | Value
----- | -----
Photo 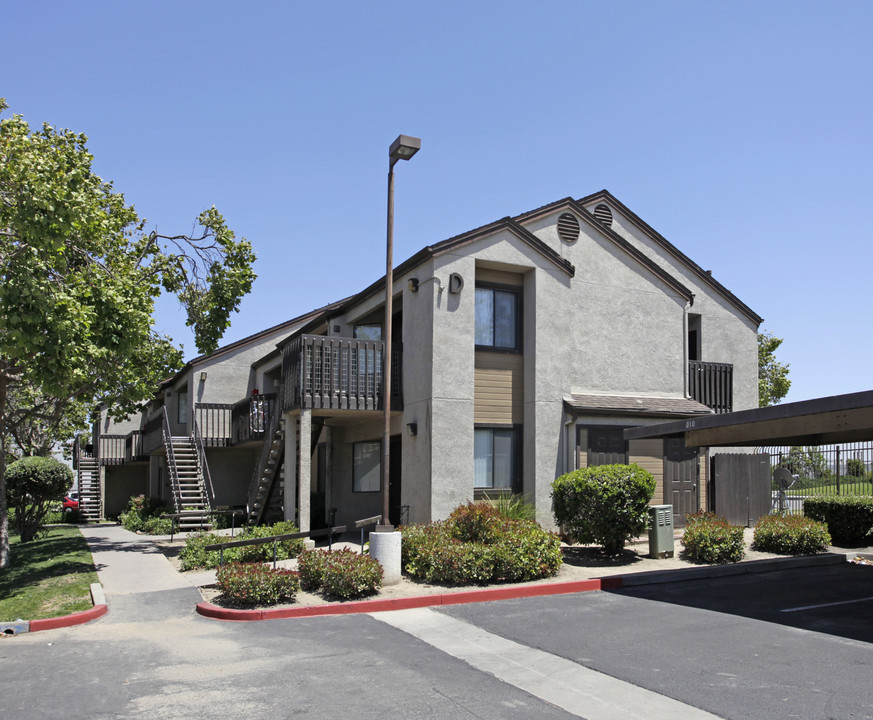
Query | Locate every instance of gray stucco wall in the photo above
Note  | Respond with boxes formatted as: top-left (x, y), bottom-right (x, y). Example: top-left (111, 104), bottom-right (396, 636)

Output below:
top-left (104, 464), bottom-right (148, 517)
top-left (205, 447), bottom-right (258, 507)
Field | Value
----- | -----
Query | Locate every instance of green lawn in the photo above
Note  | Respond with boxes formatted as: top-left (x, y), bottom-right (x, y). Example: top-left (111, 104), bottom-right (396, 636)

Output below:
top-left (0, 526), bottom-right (99, 621)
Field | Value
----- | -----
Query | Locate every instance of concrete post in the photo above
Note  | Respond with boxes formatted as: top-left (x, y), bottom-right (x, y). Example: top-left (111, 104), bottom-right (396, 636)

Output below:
top-left (298, 408), bottom-right (311, 532)
top-left (283, 412), bottom-right (297, 523)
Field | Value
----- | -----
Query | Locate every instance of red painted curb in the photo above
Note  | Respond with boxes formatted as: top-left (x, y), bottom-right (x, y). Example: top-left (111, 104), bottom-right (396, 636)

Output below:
top-left (196, 576), bottom-right (624, 621)
top-left (29, 604), bottom-right (108, 632)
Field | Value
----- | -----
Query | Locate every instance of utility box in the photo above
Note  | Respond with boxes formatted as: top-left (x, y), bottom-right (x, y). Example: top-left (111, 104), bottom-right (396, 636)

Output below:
top-left (648, 505), bottom-right (675, 558)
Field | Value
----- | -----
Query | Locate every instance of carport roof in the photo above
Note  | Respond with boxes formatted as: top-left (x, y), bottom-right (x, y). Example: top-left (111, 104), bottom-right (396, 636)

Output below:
top-left (624, 390), bottom-right (873, 447)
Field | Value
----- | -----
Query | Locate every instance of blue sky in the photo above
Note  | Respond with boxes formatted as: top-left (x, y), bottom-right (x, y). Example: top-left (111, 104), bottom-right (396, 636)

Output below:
top-left (4, 1), bottom-right (871, 403)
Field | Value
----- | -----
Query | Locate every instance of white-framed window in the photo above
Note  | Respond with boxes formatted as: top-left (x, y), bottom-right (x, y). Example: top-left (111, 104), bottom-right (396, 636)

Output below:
top-left (353, 440), bottom-right (381, 493)
top-left (474, 426), bottom-right (520, 491)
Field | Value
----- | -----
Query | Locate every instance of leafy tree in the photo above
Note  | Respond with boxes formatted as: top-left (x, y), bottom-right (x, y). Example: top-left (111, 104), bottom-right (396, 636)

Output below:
top-left (758, 330), bottom-right (791, 406)
top-left (5, 456), bottom-right (73, 542)
top-left (0, 100), bottom-right (257, 567)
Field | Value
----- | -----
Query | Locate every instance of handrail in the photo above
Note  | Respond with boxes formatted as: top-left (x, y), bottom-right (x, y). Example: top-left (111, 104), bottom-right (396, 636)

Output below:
top-left (193, 414), bottom-right (216, 509)
top-left (204, 524), bottom-right (348, 567)
top-left (245, 387), bottom-right (284, 525)
top-left (161, 406), bottom-right (183, 513)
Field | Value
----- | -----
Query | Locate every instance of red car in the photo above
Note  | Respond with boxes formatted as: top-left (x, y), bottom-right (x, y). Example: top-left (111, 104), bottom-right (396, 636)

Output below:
top-left (63, 494), bottom-right (79, 511)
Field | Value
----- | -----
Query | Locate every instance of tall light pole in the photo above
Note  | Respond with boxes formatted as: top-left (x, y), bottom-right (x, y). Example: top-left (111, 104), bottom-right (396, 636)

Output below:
top-left (379, 134), bottom-right (420, 531)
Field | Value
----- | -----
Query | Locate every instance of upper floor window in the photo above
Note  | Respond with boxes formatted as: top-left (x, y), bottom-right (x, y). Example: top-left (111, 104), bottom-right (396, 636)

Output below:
top-left (177, 390), bottom-right (188, 425)
top-left (475, 286), bottom-right (520, 351)
top-left (354, 324), bottom-right (382, 342)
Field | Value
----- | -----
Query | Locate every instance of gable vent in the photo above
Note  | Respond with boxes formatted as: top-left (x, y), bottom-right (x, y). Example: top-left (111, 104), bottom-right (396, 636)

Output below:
top-left (557, 212), bottom-right (580, 243)
top-left (593, 204), bottom-right (613, 228)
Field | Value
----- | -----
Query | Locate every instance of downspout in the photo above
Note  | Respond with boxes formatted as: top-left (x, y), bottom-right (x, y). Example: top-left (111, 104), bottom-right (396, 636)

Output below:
top-left (683, 298), bottom-right (693, 398)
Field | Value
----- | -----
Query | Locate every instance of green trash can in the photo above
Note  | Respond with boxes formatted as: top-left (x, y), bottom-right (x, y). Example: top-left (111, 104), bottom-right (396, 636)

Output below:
top-left (648, 505), bottom-right (675, 558)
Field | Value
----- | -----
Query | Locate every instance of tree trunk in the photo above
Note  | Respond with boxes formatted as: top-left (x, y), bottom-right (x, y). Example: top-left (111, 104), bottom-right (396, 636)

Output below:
top-left (0, 373), bottom-right (10, 568)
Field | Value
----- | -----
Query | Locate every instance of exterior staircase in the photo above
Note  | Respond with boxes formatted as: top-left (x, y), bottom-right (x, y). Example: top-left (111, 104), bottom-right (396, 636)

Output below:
top-left (76, 454), bottom-right (101, 522)
top-left (166, 436), bottom-right (212, 531)
top-left (247, 417), bottom-right (285, 525)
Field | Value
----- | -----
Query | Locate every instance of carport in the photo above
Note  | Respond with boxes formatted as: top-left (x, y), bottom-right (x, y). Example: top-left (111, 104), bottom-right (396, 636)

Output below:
top-left (624, 390), bottom-right (873, 524)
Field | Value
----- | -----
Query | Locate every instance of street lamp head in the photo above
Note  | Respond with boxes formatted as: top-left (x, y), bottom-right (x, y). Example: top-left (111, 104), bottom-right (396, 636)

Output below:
top-left (389, 134), bottom-right (421, 165)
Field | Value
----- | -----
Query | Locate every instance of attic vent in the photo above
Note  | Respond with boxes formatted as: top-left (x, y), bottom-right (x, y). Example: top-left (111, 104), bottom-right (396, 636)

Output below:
top-left (593, 203), bottom-right (613, 228)
top-left (557, 213), bottom-right (580, 243)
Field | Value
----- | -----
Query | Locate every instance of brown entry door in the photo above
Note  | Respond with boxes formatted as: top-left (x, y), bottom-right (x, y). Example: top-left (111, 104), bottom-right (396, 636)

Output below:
top-left (664, 438), bottom-right (699, 527)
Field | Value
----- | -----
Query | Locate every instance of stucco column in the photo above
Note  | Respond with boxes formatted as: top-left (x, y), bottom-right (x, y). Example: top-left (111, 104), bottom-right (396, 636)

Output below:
top-left (298, 408), bottom-right (312, 532)
top-left (283, 412), bottom-right (297, 523)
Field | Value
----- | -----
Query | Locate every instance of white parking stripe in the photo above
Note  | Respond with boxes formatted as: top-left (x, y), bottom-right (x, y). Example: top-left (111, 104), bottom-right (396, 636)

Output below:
top-left (372, 607), bottom-right (721, 720)
top-left (780, 595), bottom-right (873, 613)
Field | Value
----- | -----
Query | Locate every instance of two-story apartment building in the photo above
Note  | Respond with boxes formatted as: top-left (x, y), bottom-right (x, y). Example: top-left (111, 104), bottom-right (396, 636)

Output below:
top-left (81, 190), bottom-right (761, 531)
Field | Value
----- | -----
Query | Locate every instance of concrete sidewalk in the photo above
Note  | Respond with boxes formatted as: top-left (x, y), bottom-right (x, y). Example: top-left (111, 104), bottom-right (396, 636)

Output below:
top-left (79, 524), bottom-right (197, 596)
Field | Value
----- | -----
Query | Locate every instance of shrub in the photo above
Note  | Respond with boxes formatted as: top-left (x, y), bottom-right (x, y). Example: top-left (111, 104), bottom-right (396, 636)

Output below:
top-left (449, 502), bottom-right (509, 544)
top-left (551, 464), bottom-right (656, 554)
top-left (400, 512), bottom-right (562, 585)
top-left (682, 511), bottom-right (745, 564)
top-left (298, 548), bottom-right (383, 599)
top-left (179, 532), bottom-right (224, 570)
top-left (803, 496), bottom-right (873, 546)
top-left (752, 514), bottom-right (831, 555)
top-left (216, 562), bottom-right (300, 606)
top-left (846, 458), bottom-right (866, 477)
top-left (325, 549), bottom-right (383, 599)
top-left (233, 521), bottom-right (304, 562)
top-left (119, 494), bottom-right (169, 533)
top-left (141, 516), bottom-right (174, 536)
top-left (485, 493), bottom-right (537, 522)
top-left (5, 456), bottom-right (74, 542)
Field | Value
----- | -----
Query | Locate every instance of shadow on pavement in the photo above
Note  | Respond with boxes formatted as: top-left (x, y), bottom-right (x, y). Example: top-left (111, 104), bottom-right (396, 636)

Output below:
top-left (608, 562), bottom-right (873, 644)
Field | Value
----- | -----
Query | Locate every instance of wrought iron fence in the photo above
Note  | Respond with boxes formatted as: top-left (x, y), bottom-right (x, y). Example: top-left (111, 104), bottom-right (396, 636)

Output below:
top-left (760, 441), bottom-right (873, 514)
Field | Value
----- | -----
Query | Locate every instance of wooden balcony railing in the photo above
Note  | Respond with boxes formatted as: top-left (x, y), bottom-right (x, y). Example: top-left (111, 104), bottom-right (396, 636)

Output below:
top-left (98, 435), bottom-right (127, 466)
top-left (142, 411), bottom-right (165, 455)
top-left (282, 335), bottom-right (402, 412)
top-left (125, 430), bottom-right (145, 462)
top-left (231, 393), bottom-right (277, 445)
top-left (688, 361), bottom-right (733, 414)
top-left (194, 403), bottom-right (232, 447)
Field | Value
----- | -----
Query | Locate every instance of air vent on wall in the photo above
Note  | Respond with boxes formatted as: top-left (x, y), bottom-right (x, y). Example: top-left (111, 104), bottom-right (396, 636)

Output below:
top-left (557, 213), bottom-right (580, 243)
top-left (593, 204), bottom-right (613, 227)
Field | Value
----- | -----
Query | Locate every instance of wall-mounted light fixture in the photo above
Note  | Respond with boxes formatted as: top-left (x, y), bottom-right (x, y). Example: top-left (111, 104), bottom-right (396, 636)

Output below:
top-left (408, 278), bottom-right (419, 293)
top-left (406, 422), bottom-right (418, 437)
top-left (448, 272), bottom-right (464, 294)
top-left (200, 371), bottom-right (208, 382)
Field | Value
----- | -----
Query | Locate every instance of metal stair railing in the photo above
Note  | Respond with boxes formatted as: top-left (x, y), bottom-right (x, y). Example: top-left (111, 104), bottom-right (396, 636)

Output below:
top-left (193, 414), bottom-right (216, 510)
top-left (161, 406), bottom-right (183, 513)
top-left (245, 393), bottom-right (284, 525)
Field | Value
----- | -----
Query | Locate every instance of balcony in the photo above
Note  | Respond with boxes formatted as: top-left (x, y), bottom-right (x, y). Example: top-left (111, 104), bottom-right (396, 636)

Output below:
top-left (689, 361), bottom-right (733, 414)
top-left (193, 393), bottom-right (278, 447)
top-left (282, 334), bottom-right (402, 412)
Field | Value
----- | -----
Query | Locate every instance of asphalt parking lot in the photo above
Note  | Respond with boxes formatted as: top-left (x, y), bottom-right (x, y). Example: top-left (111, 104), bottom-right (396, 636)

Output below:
top-left (441, 563), bottom-right (873, 720)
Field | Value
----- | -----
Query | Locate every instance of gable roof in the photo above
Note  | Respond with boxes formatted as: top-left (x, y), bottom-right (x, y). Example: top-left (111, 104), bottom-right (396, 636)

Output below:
top-left (578, 190), bottom-right (763, 325)
top-left (514, 196), bottom-right (695, 302)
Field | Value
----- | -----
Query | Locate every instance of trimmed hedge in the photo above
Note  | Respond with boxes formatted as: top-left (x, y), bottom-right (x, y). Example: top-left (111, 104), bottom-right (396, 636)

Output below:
top-left (752, 514), bottom-right (831, 555)
top-left (401, 503), bottom-right (563, 585)
top-left (803, 496), bottom-right (873, 547)
top-left (682, 511), bottom-right (745, 564)
top-left (551, 463), bottom-right (656, 554)
top-left (216, 562), bottom-right (300, 605)
top-left (298, 548), bottom-right (383, 599)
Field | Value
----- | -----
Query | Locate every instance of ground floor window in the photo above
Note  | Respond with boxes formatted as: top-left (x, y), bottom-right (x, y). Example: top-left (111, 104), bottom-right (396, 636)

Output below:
top-left (353, 440), bottom-right (381, 492)
top-left (585, 426), bottom-right (627, 466)
top-left (474, 426), bottom-right (520, 492)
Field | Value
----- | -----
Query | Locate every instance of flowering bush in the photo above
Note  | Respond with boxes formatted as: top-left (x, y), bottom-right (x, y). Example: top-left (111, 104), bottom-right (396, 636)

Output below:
top-left (216, 562), bottom-right (300, 606)
top-left (119, 494), bottom-right (169, 534)
top-left (682, 511), bottom-right (745, 564)
top-left (752, 514), bottom-right (831, 555)
top-left (298, 548), bottom-right (382, 599)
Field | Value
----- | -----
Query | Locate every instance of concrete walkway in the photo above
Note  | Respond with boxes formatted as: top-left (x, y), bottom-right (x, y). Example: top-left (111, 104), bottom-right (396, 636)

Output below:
top-left (79, 524), bottom-right (202, 622)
